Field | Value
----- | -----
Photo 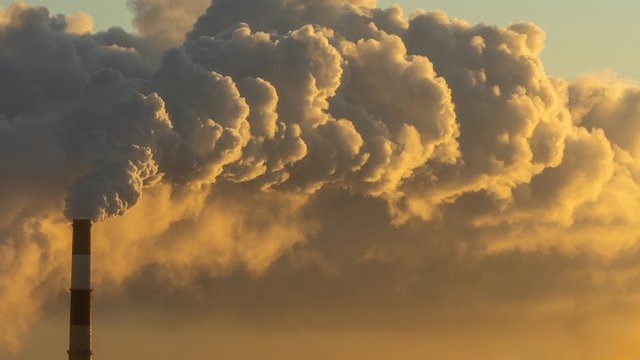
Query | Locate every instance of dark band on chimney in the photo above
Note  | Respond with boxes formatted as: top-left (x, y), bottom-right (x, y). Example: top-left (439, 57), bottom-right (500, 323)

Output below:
top-left (69, 290), bottom-right (91, 325)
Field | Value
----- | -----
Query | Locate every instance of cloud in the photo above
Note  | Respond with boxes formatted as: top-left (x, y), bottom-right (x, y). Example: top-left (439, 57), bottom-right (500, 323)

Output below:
top-left (128, 0), bottom-right (210, 50)
top-left (62, 12), bottom-right (95, 35)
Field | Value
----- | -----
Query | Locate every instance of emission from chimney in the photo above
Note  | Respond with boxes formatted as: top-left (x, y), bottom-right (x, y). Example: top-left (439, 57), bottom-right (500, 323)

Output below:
top-left (68, 219), bottom-right (92, 360)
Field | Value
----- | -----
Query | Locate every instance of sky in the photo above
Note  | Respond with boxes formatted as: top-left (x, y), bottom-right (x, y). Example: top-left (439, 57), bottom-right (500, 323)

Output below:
top-left (3, 1), bottom-right (640, 359)
top-left (1, 0), bottom-right (639, 80)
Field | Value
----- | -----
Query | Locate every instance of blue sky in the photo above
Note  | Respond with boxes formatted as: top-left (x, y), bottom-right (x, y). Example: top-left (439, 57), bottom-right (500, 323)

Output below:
top-left (1, 0), bottom-right (639, 80)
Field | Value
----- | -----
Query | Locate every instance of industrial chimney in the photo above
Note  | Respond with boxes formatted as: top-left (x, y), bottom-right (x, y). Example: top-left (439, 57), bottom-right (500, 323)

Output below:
top-left (68, 219), bottom-right (92, 360)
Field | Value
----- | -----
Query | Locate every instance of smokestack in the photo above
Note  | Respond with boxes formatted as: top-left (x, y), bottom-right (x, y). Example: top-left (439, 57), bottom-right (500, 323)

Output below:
top-left (68, 219), bottom-right (92, 360)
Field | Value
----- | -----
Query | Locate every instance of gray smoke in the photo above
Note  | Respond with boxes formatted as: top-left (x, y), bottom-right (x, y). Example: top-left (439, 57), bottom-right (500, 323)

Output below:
top-left (2, 0), bottom-right (463, 222)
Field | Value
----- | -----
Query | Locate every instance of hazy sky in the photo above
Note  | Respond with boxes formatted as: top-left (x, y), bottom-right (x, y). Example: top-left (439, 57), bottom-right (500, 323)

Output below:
top-left (4, 1), bottom-right (640, 359)
top-left (1, 0), bottom-right (639, 80)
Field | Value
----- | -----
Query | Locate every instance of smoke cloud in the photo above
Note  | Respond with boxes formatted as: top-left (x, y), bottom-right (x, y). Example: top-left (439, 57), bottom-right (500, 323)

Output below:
top-left (2, 0), bottom-right (640, 358)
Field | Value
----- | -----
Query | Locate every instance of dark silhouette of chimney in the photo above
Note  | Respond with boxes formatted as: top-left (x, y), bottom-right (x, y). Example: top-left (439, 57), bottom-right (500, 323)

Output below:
top-left (68, 219), bottom-right (92, 360)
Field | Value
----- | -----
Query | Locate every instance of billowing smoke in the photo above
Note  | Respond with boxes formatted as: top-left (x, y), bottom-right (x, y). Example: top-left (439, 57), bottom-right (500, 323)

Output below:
top-left (3, 0), bottom-right (640, 357)
top-left (3, 0), bottom-right (465, 222)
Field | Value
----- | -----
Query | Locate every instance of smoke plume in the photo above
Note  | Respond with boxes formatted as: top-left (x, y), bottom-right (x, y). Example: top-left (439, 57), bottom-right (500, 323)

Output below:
top-left (2, 1), bottom-right (640, 358)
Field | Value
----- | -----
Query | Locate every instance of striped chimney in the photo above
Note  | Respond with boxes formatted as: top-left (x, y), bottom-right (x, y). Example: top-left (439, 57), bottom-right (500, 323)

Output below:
top-left (68, 219), bottom-right (92, 360)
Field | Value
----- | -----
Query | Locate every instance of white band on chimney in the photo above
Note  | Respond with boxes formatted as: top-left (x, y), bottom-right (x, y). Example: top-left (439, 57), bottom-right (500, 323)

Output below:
top-left (71, 255), bottom-right (91, 290)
